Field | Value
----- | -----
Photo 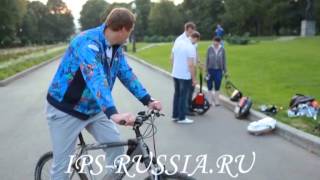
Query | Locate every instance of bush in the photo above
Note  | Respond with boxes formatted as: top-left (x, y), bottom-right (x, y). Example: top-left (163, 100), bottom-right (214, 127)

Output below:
top-left (225, 33), bottom-right (250, 45)
top-left (20, 37), bottom-right (32, 46)
top-left (166, 35), bottom-right (176, 42)
top-left (1, 36), bottom-right (13, 47)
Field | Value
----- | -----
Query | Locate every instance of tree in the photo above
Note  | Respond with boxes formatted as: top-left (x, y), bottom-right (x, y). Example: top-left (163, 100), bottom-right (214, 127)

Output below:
top-left (222, 0), bottom-right (270, 36)
top-left (25, 1), bottom-right (52, 43)
top-left (221, 0), bottom-right (314, 36)
top-left (102, 2), bottom-right (131, 21)
top-left (135, 0), bottom-right (151, 39)
top-left (316, 0), bottom-right (320, 33)
top-left (269, 0), bottom-right (305, 35)
top-left (182, 0), bottom-right (225, 39)
top-left (148, 0), bottom-right (184, 36)
top-left (19, 1), bottom-right (47, 44)
top-left (47, 0), bottom-right (67, 14)
top-left (19, 0), bottom-right (74, 44)
top-left (79, 0), bottom-right (109, 31)
top-left (0, 0), bottom-right (27, 46)
top-left (46, 0), bottom-right (74, 42)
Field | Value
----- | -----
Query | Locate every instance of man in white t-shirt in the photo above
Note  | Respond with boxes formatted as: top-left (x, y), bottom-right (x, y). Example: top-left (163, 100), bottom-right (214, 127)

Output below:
top-left (187, 31), bottom-right (201, 115)
top-left (171, 22), bottom-right (196, 58)
top-left (171, 22), bottom-right (197, 124)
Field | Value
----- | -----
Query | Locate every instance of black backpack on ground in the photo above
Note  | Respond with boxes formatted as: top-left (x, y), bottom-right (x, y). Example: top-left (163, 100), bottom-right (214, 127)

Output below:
top-left (289, 94), bottom-right (314, 109)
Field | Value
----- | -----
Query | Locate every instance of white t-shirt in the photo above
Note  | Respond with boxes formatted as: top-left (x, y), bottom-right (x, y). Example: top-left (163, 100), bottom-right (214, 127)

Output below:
top-left (193, 43), bottom-right (198, 64)
top-left (171, 32), bottom-right (189, 54)
top-left (174, 32), bottom-right (188, 45)
top-left (171, 38), bottom-right (196, 80)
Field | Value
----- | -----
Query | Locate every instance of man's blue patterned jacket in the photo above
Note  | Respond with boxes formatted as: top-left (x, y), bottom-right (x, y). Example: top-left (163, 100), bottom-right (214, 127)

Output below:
top-left (47, 24), bottom-right (151, 120)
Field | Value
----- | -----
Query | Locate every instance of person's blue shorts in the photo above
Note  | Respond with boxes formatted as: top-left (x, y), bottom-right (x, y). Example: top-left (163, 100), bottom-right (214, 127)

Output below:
top-left (207, 69), bottom-right (223, 91)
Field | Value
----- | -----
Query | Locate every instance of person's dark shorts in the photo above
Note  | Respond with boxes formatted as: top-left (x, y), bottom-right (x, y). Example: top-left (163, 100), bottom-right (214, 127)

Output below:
top-left (207, 69), bottom-right (223, 91)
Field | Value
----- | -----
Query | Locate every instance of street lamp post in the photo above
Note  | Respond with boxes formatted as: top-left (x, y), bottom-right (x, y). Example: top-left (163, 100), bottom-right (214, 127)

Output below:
top-left (131, 2), bottom-right (136, 53)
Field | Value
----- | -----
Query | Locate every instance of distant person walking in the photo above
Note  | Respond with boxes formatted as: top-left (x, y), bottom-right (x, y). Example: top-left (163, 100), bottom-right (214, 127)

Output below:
top-left (215, 24), bottom-right (225, 47)
top-left (205, 36), bottom-right (227, 106)
top-left (171, 22), bottom-right (197, 124)
top-left (215, 24), bottom-right (224, 38)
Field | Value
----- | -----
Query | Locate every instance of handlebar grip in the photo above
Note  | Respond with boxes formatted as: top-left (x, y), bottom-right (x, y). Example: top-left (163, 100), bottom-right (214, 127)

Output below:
top-left (119, 120), bottom-right (126, 125)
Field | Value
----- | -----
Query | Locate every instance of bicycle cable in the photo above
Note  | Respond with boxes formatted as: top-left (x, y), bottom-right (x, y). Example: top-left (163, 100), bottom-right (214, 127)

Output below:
top-left (151, 112), bottom-right (157, 158)
top-left (142, 121), bottom-right (158, 139)
top-left (140, 109), bottom-right (159, 158)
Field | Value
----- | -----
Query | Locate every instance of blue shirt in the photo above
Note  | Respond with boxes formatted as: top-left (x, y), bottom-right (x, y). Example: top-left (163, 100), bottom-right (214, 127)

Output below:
top-left (215, 27), bottom-right (224, 38)
top-left (47, 24), bottom-right (151, 120)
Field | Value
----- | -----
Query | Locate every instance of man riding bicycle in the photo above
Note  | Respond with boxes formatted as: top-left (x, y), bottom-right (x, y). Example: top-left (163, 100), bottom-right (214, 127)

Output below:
top-left (46, 8), bottom-right (162, 180)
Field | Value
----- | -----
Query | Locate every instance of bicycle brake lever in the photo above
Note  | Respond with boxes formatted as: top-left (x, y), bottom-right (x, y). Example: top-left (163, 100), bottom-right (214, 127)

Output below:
top-left (138, 111), bottom-right (146, 116)
top-left (153, 112), bottom-right (165, 117)
top-left (134, 116), bottom-right (144, 126)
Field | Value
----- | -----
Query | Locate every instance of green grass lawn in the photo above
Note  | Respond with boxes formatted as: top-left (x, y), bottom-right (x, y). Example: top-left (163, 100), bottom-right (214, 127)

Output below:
top-left (0, 44), bottom-right (66, 80)
top-left (0, 44), bottom-right (65, 63)
top-left (129, 37), bottom-right (320, 136)
top-left (126, 42), bottom-right (151, 53)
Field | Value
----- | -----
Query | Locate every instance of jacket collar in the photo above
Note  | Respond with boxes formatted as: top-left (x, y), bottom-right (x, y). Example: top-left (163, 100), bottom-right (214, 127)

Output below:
top-left (99, 23), bottom-right (123, 55)
top-left (99, 23), bottom-right (110, 48)
top-left (211, 44), bottom-right (222, 51)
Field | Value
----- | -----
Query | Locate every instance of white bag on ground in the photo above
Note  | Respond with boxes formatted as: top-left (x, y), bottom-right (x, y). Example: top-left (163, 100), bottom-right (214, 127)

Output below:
top-left (247, 117), bottom-right (277, 135)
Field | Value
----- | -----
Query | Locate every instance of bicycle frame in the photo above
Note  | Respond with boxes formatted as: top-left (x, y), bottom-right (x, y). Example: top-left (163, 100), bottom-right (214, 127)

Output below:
top-left (70, 121), bottom-right (159, 180)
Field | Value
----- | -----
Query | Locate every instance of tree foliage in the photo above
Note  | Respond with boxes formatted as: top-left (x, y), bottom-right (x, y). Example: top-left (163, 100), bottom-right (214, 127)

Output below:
top-left (135, 0), bottom-right (151, 39)
top-left (0, 0), bottom-right (74, 47)
top-left (182, 0), bottom-right (225, 39)
top-left (222, 0), bottom-right (307, 36)
top-left (148, 0), bottom-right (184, 36)
top-left (0, 0), bottom-right (27, 46)
top-left (79, 0), bottom-right (109, 31)
top-left (78, 0), bottom-right (319, 39)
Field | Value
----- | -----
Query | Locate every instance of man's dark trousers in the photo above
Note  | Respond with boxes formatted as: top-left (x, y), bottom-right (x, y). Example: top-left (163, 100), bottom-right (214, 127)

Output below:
top-left (187, 84), bottom-right (195, 111)
top-left (172, 77), bottom-right (191, 120)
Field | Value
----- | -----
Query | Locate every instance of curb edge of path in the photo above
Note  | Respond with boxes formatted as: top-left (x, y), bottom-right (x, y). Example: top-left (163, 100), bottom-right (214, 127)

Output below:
top-left (125, 53), bottom-right (320, 156)
top-left (0, 54), bottom-right (62, 87)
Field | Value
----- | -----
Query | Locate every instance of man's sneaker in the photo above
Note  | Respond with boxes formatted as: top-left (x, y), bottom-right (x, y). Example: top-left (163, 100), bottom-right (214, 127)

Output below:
top-left (176, 118), bottom-right (194, 124)
top-left (171, 117), bottom-right (178, 121)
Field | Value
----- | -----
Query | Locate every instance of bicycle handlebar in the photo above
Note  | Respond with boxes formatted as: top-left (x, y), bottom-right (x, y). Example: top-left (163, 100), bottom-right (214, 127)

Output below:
top-left (118, 110), bottom-right (164, 126)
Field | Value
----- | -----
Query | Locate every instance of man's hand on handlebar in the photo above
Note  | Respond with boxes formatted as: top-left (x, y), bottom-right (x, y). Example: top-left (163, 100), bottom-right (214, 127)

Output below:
top-left (111, 113), bottom-right (136, 126)
top-left (147, 100), bottom-right (162, 111)
top-left (111, 100), bottom-right (162, 126)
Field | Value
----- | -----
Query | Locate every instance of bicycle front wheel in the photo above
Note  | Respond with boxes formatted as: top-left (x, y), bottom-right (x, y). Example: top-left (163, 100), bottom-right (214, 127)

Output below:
top-left (145, 171), bottom-right (196, 180)
top-left (34, 151), bottom-right (88, 180)
top-left (35, 151), bottom-right (53, 180)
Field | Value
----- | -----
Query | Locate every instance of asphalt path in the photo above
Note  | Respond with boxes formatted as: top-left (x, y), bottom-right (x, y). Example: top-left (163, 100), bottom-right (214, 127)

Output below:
top-left (0, 57), bottom-right (319, 180)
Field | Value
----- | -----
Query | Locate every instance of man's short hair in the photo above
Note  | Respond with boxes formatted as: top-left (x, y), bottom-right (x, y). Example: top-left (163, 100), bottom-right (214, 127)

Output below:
top-left (105, 8), bottom-right (136, 31)
top-left (191, 31), bottom-right (200, 39)
top-left (184, 22), bottom-right (196, 31)
top-left (213, 36), bottom-right (221, 42)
